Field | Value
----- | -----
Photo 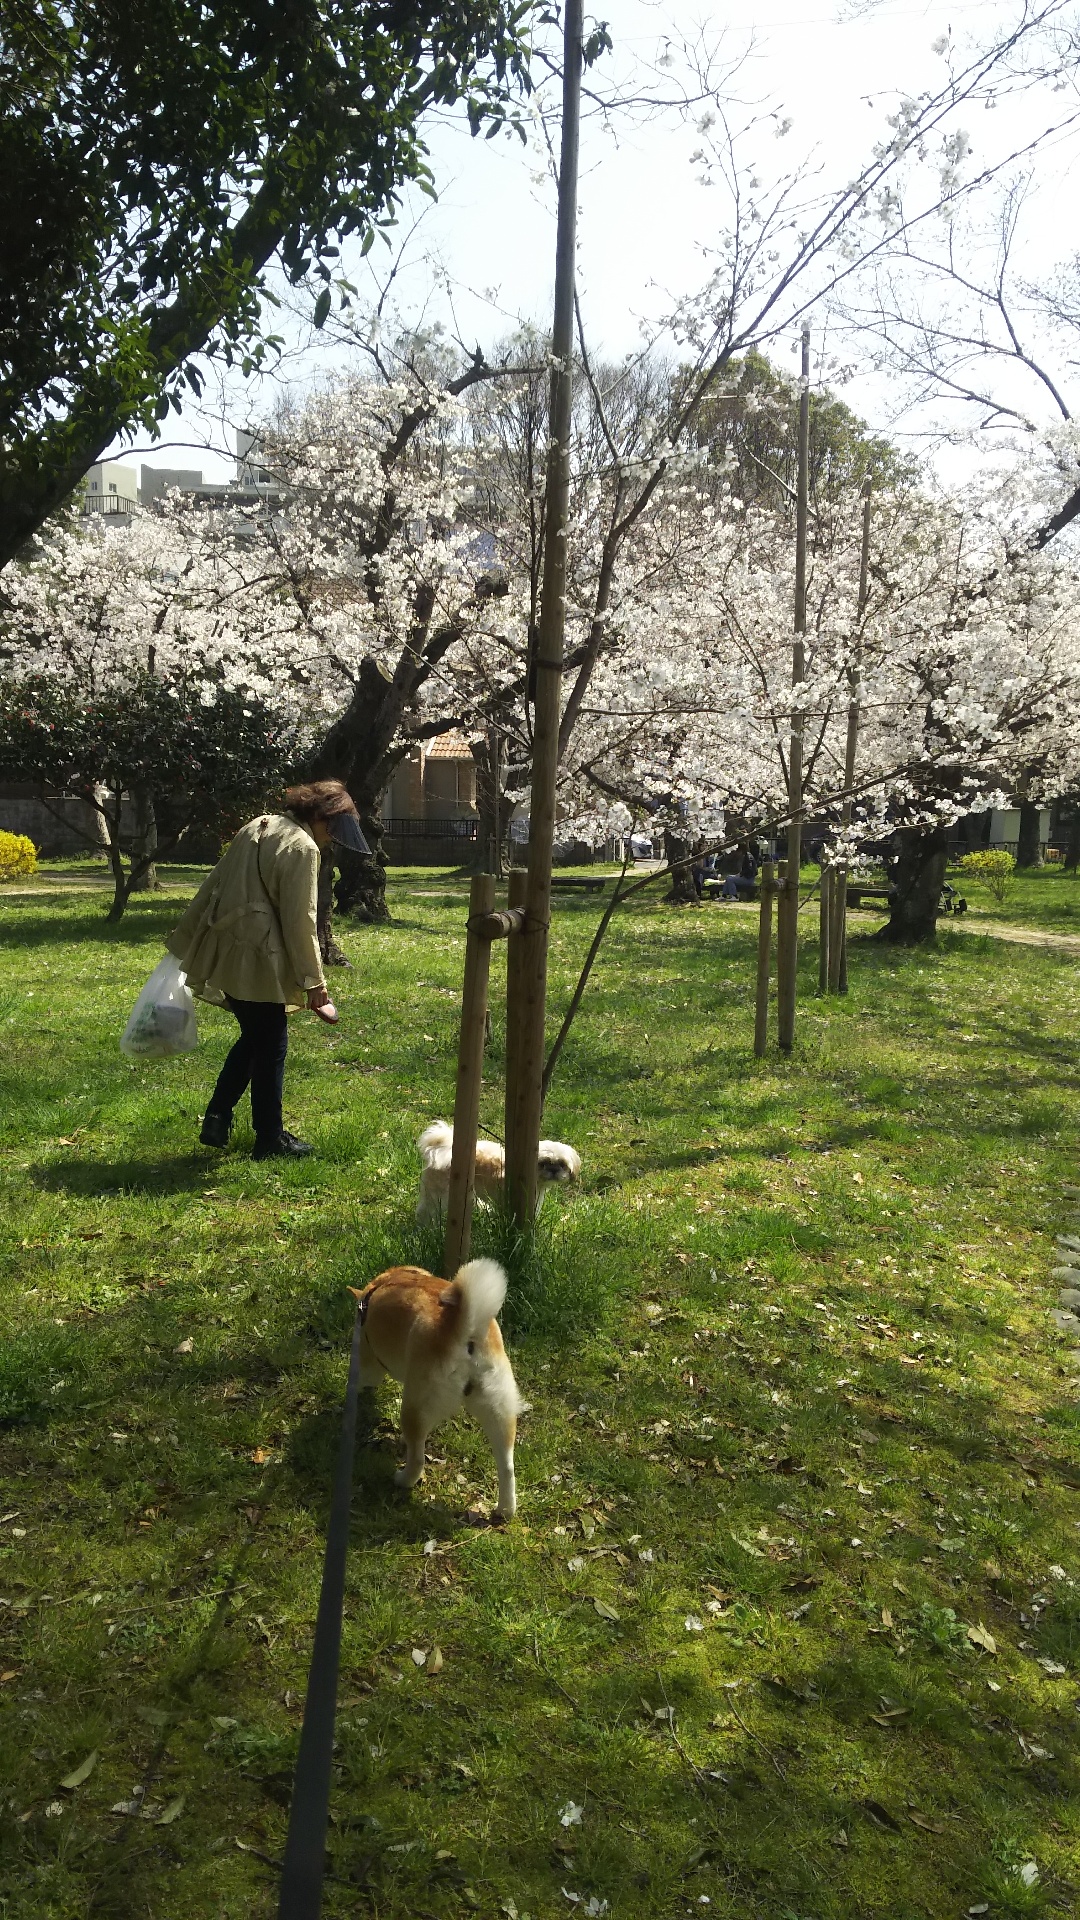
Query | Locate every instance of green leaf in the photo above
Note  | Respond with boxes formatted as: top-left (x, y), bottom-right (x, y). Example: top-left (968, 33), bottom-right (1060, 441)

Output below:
top-left (60, 1751), bottom-right (98, 1789)
top-left (312, 288), bottom-right (331, 330)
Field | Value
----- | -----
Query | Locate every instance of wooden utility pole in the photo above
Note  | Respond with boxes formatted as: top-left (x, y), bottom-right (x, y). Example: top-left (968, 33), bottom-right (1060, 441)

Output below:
top-left (776, 325), bottom-right (810, 1052)
top-left (753, 859), bottom-right (776, 1057)
top-left (828, 481), bottom-right (871, 993)
top-left (505, 0), bottom-right (583, 1225)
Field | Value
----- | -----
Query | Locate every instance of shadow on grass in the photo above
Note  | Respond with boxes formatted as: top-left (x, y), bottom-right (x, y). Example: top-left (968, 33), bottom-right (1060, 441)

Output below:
top-left (32, 1154), bottom-right (213, 1197)
top-left (0, 910), bottom-right (186, 951)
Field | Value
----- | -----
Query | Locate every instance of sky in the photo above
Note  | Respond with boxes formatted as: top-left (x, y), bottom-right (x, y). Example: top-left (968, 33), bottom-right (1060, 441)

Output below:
top-left (120, 0), bottom-right (1076, 487)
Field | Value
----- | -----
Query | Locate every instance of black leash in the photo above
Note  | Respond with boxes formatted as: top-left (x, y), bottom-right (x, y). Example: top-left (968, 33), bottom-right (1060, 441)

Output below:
top-left (277, 1301), bottom-right (365, 1920)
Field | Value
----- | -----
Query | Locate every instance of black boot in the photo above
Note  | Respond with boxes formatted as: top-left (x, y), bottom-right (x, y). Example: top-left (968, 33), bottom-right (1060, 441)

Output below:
top-left (252, 1129), bottom-right (313, 1160)
top-left (200, 1110), bottom-right (232, 1148)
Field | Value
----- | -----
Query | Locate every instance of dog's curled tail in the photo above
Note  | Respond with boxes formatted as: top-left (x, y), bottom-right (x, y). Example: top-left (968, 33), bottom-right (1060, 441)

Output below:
top-left (452, 1257), bottom-right (508, 1343)
top-left (417, 1120), bottom-right (453, 1163)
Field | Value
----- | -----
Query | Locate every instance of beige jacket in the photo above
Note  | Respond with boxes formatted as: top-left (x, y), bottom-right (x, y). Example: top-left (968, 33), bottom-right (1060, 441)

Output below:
top-left (167, 813), bottom-right (326, 1010)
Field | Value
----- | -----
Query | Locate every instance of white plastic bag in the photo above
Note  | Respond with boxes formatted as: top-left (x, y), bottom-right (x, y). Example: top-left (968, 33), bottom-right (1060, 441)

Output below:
top-left (120, 954), bottom-right (198, 1059)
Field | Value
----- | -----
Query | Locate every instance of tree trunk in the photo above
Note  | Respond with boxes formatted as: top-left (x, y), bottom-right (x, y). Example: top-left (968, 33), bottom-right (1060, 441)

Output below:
top-left (129, 786), bottom-right (160, 891)
top-left (333, 839), bottom-right (389, 924)
top-left (1016, 800), bottom-right (1043, 869)
top-left (1065, 801), bottom-right (1080, 874)
top-left (875, 825), bottom-right (949, 944)
top-left (306, 656), bottom-right (405, 924)
top-left (470, 734), bottom-right (504, 875)
top-left (101, 794), bottom-right (131, 923)
top-left (664, 828), bottom-right (699, 904)
top-left (316, 851), bottom-right (350, 966)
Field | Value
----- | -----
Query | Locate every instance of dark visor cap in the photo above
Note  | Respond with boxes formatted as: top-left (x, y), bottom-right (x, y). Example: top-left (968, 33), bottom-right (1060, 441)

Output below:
top-left (329, 812), bottom-right (371, 857)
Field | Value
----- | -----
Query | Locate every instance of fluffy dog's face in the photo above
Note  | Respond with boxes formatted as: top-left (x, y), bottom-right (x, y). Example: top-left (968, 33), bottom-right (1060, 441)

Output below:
top-left (536, 1142), bottom-right (581, 1188)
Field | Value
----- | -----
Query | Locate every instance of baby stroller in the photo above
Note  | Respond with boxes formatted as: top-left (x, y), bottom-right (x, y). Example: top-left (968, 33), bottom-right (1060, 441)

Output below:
top-left (939, 882), bottom-right (967, 915)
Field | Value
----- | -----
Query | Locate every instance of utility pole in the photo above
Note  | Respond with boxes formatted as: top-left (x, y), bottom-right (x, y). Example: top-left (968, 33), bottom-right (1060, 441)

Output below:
top-left (776, 324), bottom-right (810, 1053)
top-left (829, 480), bottom-right (871, 992)
top-left (505, 0), bottom-right (583, 1223)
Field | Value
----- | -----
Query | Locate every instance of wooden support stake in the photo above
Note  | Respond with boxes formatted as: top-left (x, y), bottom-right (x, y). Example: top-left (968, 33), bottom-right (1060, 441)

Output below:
top-left (504, 0), bottom-right (583, 1225)
top-left (443, 873), bottom-right (497, 1279)
top-left (829, 870), bottom-right (846, 994)
top-left (818, 867), bottom-right (832, 992)
top-left (503, 868), bottom-right (528, 1208)
top-left (777, 325), bottom-right (811, 1053)
top-left (753, 859), bottom-right (775, 1057)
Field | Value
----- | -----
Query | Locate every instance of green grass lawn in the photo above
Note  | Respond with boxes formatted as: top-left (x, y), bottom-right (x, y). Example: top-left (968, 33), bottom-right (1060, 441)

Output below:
top-left (951, 866), bottom-right (1080, 936)
top-left (2, 869), bottom-right (1080, 1920)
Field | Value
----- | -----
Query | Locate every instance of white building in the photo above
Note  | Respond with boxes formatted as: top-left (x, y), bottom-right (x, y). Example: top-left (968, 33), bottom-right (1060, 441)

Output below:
top-left (82, 461), bottom-right (139, 515)
top-left (82, 432), bottom-right (281, 521)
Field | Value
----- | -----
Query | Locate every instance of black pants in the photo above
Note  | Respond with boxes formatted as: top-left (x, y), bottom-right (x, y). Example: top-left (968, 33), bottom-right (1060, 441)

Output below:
top-left (207, 997), bottom-right (288, 1143)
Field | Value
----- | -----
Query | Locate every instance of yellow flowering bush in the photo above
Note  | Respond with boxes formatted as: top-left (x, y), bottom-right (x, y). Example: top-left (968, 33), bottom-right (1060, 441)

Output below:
top-left (958, 847), bottom-right (1015, 906)
top-left (0, 830), bottom-right (38, 882)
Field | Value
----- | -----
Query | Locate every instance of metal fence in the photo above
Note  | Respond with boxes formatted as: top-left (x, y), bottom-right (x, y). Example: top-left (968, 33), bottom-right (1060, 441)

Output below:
top-left (383, 817), bottom-right (479, 841)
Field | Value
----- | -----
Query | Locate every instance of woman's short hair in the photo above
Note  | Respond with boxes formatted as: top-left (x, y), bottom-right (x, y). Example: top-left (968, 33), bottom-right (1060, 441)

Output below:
top-left (284, 779), bottom-right (358, 824)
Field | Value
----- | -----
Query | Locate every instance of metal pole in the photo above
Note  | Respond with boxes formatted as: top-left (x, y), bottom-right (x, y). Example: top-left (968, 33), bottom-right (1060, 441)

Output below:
top-left (777, 325), bottom-right (810, 1052)
top-left (505, 0), bottom-right (583, 1223)
top-left (753, 859), bottom-right (775, 1057)
top-left (443, 873), bottom-right (496, 1277)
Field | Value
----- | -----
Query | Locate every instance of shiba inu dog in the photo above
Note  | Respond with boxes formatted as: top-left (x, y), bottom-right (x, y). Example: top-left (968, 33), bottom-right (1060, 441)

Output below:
top-left (349, 1257), bottom-right (522, 1518)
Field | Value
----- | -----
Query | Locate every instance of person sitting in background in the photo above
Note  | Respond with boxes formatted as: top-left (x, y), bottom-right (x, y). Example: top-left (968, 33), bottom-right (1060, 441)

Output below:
top-left (167, 779), bottom-right (368, 1159)
top-left (721, 842), bottom-right (759, 900)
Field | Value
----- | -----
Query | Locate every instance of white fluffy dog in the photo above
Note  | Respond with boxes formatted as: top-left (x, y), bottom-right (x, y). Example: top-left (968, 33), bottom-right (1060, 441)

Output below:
top-left (416, 1120), bottom-right (581, 1223)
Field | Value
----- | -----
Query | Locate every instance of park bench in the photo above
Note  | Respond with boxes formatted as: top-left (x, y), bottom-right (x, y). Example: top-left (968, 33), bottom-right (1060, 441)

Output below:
top-left (551, 874), bottom-right (609, 894)
top-left (701, 876), bottom-right (760, 901)
top-left (846, 885), bottom-right (891, 909)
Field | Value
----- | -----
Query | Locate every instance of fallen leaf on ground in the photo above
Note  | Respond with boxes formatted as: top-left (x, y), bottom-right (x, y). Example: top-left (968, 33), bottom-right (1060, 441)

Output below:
top-left (908, 1811), bottom-right (945, 1833)
top-left (863, 1799), bottom-right (903, 1832)
top-left (967, 1623), bottom-right (996, 1654)
top-left (411, 1648), bottom-right (427, 1667)
top-left (174, 1338), bottom-right (193, 1355)
top-left (60, 1752), bottom-right (98, 1789)
top-left (156, 1796), bottom-right (185, 1826)
top-left (428, 1646), bottom-right (444, 1674)
top-left (559, 1801), bottom-right (584, 1827)
top-left (592, 1598), bottom-right (620, 1622)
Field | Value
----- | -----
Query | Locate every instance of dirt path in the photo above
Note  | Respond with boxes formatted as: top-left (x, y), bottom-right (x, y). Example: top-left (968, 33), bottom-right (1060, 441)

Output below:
top-left (846, 905), bottom-right (1080, 954)
top-left (952, 916), bottom-right (1080, 955)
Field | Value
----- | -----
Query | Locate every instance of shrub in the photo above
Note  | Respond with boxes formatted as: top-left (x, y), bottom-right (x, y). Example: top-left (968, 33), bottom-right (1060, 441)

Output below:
top-left (0, 830), bottom-right (37, 882)
top-left (958, 847), bottom-right (1015, 906)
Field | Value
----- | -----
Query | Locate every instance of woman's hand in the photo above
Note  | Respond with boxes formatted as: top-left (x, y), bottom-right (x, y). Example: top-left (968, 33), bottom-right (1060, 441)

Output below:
top-left (307, 986), bottom-right (339, 1025)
